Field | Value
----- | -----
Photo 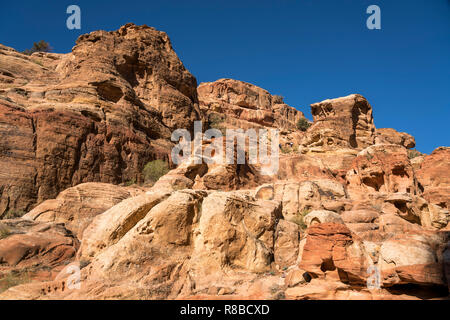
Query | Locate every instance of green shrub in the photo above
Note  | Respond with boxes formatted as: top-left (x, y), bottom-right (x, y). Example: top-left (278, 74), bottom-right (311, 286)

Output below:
top-left (124, 178), bottom-right (136, 186)
top-left (142, 159), bottom-right (169, 184)
top-left (280, 144), bottom-right (299, 154)
top-left (296, 118), bottom-right (311, 132)
top-left (366, 152), bottom-right (374, 161)
top-left (22, 40), bottom-right (52, 55)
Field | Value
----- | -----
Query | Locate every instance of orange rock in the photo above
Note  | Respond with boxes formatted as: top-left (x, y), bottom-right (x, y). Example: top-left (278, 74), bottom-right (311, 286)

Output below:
top-left (302, 94), bottom-right (376, 150)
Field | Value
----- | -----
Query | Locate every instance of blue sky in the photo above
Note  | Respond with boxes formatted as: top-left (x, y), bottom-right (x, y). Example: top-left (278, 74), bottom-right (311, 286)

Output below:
top-left (1, 0), bottom-right (449, 153)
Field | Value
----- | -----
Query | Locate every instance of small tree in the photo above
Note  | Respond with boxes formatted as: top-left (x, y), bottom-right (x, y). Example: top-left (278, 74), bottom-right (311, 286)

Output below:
top-left (290, 208), bottom-right (311, 231)
top-left (142, 159), bottom-right (169, 184)
top-left (296, 118), bottom-right (311, 131)
top-left (22, 40), bottom-right (52, 55)
top-left (407, 149), bottom-right (422, 159)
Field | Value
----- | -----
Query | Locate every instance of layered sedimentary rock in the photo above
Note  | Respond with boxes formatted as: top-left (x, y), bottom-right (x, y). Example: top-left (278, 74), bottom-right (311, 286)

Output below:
top-left (198, 78), bottom-right (304, 131)
top-left (22, 183), bottom-right (145, 238)
top-left (302, 94), bottom-right (376, 150)
top-left (198, 78), bottom-right (306, 149)
top-left (0, 23), bottom-right (200, 215)
top-left (346, 144), bottom-right (417, 197)
top-left (376, 128), bottom-right (416, 149)
top-left (0, 24), bottom-right (449, 300)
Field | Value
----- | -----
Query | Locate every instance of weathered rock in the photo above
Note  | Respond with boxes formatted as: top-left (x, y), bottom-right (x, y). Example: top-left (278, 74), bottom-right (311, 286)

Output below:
top-left (444, 241), bottom-right (450, 291)
top-left (299, 223), bottom-right (371, 285)
top-left (0, 23), bottom-right (449, 301)
top-left (23, 183), bottom-right (143, 237)
top-left (191, 191), bottom-right (282, 274)
top-left (78, 191), bottom-right (170, 262)
top-left (376, 128), bottom-right (415, 149)
top-left (276, 154), bottom-right (334, 182)
top-left (254, 184), bottom-right (275, 200)
top-left (341, 209), bottom-right (379, 224)
top-left (302, 94), bottom-right (376, 150)
top-left (0, 219), bottom-right (78, 268)
top-left (346, 144), bottom-right (417, 198)
top-left (152, 141), bottom-right (264, 193)
top-left (383, 193), bottom-right (449, 229)
top-left (304, 210), bottom-right (344, 227)
top-left (284, 267), bottom-right (311, 287)
top-left (274, 220), bottom-right (299, 268)
top-left (273, 180), bottom-right (347, 220)
top-left (379, 236), bottom-right (446, 287)
top-left (0, 23), bottom-right (200, 214)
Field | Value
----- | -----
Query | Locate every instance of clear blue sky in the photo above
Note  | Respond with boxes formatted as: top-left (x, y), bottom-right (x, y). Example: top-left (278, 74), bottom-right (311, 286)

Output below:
top-left (1, 0), bottom-right (449, 153)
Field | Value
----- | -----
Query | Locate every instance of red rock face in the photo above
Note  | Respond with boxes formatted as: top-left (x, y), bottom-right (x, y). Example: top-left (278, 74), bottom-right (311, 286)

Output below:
top-left (0, 219), bottom-right (78, 268)
top-left (302, 94), bottom-right (376, 150)
top-left (376, 128), bottom-right (416, 149)
top-left (0, 23), bottom-right (200, 214)
top-left (0, 23), bottom-right (449, 300)
top-left (299, 223), bottom-right (370, 285)
top-left (198, 79), bottom-right (304, 131)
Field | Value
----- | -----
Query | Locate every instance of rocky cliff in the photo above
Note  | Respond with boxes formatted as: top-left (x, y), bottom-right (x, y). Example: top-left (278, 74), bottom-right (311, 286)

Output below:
top-left (0, 23), bottom-right (200, 216)
top-left (0, 24), bottom-right (448, 300)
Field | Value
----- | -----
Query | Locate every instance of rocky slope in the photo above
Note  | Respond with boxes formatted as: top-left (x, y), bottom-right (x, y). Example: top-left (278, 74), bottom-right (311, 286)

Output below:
top-left (0, 23), bottom-right (199, 216)
top-left (0, 24), bottom-right (448, 300)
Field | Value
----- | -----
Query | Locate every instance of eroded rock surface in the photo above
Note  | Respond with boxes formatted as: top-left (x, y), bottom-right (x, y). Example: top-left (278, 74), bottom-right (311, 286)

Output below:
top-left (0, 23), bottom-right (200, 214)
top-left (0, 24), bottom-right (448, 300)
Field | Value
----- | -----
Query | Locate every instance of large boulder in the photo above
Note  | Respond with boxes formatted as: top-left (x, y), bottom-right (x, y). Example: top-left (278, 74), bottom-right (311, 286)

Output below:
top-left (272, 180), bottom-right (347, 220)
top-left (198, 78), bottom-right (305, 132)
top-left (274, 219), bottom-right (300, 269)
top-left (299, 223), bottom-right (371, 284)
top-left (346, 144), bottom-right (417, 198)
top-left (191, 191), bottom-right (282, 275)
top-left (22, 183), bottom-right (143, 237)
top-left (378, 235), bottom-right (447, 287)
top-left (78, 191), bottom-right (170, 262)
top-left (0, 219), bottom-right (78, 269)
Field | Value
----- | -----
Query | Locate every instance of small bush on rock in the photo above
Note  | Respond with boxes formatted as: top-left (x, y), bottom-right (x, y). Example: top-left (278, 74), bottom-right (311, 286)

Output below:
top-left (143, 159), bottom-right (169, 184)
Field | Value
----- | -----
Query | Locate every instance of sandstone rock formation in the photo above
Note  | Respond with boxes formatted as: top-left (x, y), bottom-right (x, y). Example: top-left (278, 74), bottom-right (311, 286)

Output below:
top-left (198, 78), bottom-right (304, 131)
top-left (301, 94), bottom-right (376, 151)
top-left (0, 24), bottom-right (448, 300)
top-left (416, 147), bottom-right (450, 209)
top-left (0, 23), bottom-right (200, 215)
